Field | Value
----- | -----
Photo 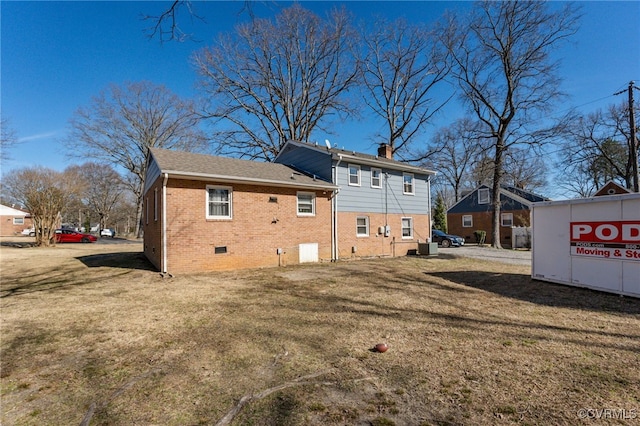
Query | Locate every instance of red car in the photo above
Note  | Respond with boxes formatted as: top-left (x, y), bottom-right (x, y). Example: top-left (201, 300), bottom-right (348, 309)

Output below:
top-left (54, 229), bottom-right (97, 243)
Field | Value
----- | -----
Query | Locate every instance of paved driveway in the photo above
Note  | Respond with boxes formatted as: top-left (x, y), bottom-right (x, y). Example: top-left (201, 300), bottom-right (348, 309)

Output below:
top-left (438, 245), bottom-right (531, 266)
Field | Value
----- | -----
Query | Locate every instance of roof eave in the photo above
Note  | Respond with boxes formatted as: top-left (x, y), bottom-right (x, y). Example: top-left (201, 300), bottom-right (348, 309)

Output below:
top-left (162, 170), bottom-right (339, 191)
top-left (331, 152), bottom-right (436, 175)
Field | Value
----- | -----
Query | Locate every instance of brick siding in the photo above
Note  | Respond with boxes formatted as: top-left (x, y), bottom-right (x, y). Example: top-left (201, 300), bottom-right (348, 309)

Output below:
top-left (144, 177), bottom-right (332, 273)
top-left (0, 215), bottom-right (33, 237)
top-left (336, 211), bottom-right (429, 258)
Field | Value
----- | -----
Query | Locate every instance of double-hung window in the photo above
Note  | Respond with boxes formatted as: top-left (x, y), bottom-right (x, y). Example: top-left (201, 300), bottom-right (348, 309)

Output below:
top-left (207, 186), bottom-right (232, 219)
top-left (356, 216), bottom-right (369, 237)
top-left (348, 164), bottom-right (361, 186)
top-left (13, 217), bottom-right (24, 225)
top-left (501, 213), bottom-right (513, 227)
top-left (297, 192), bottom-right (315, 216)
top-left (371, 168), bottom-right (382, 188)
top-left (462, 215), bottom-right (473, 227)
top-left (478, 188), bottom-right (490, 204)
top-left (403, 173), bottom-right (414, 195)
top-left (401, 217), bottom-right (413, 239)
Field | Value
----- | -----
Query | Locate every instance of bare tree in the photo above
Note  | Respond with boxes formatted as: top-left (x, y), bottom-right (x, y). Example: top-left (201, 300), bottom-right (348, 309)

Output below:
top-left (66, 81), bottom-right (208, 237)
top-left (193, 4), bottom-right (359, 160)
top-left (557, 103), bottom-right (635, 197)
top-left (359, 17), bottom-right (450, 158)
top-left (472, 148), bottom-right (548, 192)
top-left (442, 0), bottom-right (580, 247)
top-left (418, 118), bottom-right (483, 202)
top-left (66, 163), bottom-right (125, 231)
top-left (2, 167), bottom-right (80, 246)
top-left (503, 148), bottom-right (548, 191)
top-left (1, 117), bottom-right (19, 161)
top-left (142, 0), bottom-right (255, 43)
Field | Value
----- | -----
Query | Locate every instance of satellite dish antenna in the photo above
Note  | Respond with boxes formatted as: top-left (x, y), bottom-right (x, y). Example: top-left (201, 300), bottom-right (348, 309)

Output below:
top-left (325, 139), bottom-right (331, 149)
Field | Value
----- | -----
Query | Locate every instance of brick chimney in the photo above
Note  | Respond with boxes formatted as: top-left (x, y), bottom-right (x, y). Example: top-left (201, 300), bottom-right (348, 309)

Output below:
top-left (378, 143), bottom-right (393, 159)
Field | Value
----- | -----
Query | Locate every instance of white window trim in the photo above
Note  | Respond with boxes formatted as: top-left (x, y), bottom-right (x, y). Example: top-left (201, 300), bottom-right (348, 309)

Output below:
top-left (371, 168), bottom-right (382, 189)
top-left (206, 185), bottom-right (233, 220)
top-left (348, 164), bottom-right (361, 186)
top-left (403, 173), bottom-right (415, 195)
top-left (356, 216), bottom-right (369, 237)
top-left (501, 212), bottom-right (513, 227)
top-left (297, 191), bottom-right (316, 216)
top-left (401, 217), bottom-right (413, 239)
top-left (13, 217), bottom-right (24, 225)
top-left (478, 188), bottom-right (490, 204)
top-left (462, 215), bottom-right (473, 228)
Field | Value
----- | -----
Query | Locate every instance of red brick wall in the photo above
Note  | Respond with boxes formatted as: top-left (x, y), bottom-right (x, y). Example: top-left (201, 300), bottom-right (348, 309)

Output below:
top-left (0, 215), bottom-right (33, 237)
top-left (336, 212), bottom-right (429, 259)
top-left (447, 209), bottom-right (530, 247)
top-left (144, 178), bottom-right (333, 274)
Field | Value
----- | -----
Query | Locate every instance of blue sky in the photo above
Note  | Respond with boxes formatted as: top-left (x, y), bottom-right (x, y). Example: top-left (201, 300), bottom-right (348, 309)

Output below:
top-left (2, 1), bottom-right (640, 191)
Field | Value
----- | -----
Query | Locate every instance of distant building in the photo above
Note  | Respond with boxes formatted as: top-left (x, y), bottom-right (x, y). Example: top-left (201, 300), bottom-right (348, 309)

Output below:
top-left (593, 181), bottom-right (631, 197)
top-left (447, 185), bottom-right (549, 247)
top-left (0, 204), bottom-right (33, 236)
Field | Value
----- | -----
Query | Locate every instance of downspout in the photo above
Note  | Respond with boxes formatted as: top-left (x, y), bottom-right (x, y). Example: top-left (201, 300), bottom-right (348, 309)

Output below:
top-left (162, 173), bottom-right (168, 274)
top-left (332, 154), bottom-right (343, 261)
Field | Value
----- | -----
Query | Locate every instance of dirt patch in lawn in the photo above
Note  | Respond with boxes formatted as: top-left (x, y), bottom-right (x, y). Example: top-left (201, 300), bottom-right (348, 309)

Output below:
top-left (1, 241), bottom-right (639, 425)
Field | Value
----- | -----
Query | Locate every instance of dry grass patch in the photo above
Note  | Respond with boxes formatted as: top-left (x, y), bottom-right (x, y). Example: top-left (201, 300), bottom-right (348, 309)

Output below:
top-left (1, 242), bottom-right (639, 425)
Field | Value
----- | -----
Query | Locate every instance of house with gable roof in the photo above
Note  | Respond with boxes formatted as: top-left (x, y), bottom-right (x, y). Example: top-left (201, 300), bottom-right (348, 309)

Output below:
top-left (143, 142), bottom-right (436, 273)
top-left (143, 148), bottom-right (338, 273)
top-left (447, 184), bottom-right (549, 247)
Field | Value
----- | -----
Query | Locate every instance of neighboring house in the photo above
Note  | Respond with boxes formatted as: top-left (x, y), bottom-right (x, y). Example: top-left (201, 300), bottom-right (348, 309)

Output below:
top-left (594, 180), bottom-right (631, 197)
top-left (275, 141), bottom-right (436, 260)
top-left (0, 204), bottom-right (33, 236)
top-left (143, 142), bottom-right (436, 273)
top-left (143, 148), bottom-right (338, 274)
top-left (447, 184), bottom-right (549, 247)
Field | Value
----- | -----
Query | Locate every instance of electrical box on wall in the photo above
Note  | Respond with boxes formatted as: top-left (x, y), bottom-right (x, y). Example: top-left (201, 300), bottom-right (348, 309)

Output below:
top-left (378, 225), bottom-right (390, 237)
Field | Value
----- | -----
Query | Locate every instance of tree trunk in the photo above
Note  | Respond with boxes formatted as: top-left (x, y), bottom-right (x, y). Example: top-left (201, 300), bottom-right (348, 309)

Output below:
top-left (491, 137), bottom-right (505, 249)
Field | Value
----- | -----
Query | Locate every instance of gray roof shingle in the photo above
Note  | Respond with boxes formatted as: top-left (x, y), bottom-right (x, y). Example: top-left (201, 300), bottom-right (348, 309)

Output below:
top-left (149, 148), bottom-right (337, 190)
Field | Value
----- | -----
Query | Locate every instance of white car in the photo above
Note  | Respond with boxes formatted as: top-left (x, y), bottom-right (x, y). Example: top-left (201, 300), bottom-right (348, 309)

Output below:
top-left (100, 228), bottom-right (115, 238)
top-left (21, 228), bottom-right (35, 236)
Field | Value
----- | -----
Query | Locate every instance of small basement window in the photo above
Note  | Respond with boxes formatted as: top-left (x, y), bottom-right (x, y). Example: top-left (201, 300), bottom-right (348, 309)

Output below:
top-left (214, 246), bottom-right (228, 254)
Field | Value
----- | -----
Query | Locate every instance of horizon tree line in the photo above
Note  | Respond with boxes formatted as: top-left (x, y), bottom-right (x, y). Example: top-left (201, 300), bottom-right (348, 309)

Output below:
top-left (3, 1), bottom-right (637, 247)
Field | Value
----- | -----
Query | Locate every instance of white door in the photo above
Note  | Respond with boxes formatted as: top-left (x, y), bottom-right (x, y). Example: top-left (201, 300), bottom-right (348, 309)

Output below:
top-left (299, 243), bottom-right (319, 263)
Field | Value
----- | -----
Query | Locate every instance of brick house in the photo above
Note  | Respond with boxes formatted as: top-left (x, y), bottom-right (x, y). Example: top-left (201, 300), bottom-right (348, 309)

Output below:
top-left (275, 141), bottom-right (436, 260)
top-left (143, 143), bottom-right (436, 273)
top-left (0, 204), bottom-right (33, 236)
top-left (143, 148), bottom-right (338, 274)
top-left (447, 184), bottom-right (549, 247)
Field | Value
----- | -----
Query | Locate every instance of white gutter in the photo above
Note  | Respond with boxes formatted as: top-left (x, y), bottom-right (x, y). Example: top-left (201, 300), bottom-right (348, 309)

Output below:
top-left (332, 154), bottom-right (343, 261)
top-left (162, 173), bottom-right (168, 274)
